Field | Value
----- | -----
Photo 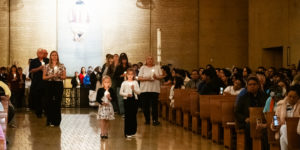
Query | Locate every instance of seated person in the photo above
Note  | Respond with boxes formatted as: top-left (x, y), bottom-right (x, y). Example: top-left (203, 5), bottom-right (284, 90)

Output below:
top-left (185, 69), bottom-right (201, 89)
top-left (235, 76), bottom-right (268, 150)
top-left (224, 77), bottom-right (245, 95)
top-left (263, 87), bottom-right (281, 113)
top-left (198, 68), bottom-right (224, 95)
top-left (169, 77), bottom-right (185, 108)
top-left (271, 85), bottom-right (300, 150)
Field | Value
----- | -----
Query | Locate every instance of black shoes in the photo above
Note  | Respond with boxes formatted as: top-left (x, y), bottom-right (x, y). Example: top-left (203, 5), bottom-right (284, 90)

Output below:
top-left (152, 121), bottom-right (160, 126)
top-left (144, 121), bottom-right (160, 126)
top-left (101, 135), bottom-right (108, 139)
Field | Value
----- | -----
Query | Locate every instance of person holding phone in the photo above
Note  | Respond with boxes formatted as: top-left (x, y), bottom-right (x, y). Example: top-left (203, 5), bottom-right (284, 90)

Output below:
top-left (271, 85), bottom-right (300, 150)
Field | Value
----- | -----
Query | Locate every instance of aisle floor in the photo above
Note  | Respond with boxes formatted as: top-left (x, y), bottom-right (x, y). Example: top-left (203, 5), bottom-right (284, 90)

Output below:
top-left (7, 108), bottom-right (225, 150)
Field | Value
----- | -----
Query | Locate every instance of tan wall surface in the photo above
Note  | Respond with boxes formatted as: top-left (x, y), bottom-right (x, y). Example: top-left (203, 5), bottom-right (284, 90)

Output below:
top-left (101, 0), bottom-right (150, 65)
top-left (249, 0), bottom-right (300, 69)
top-left (199, 0), bottom-right (248, 68)
top-left (9, 0), bottom-right (56, 69)
top-left (151, 0), bottom-right (199, 70)
top-left (0, 0), bottom-right (9, 67)
top-left (289, 0), bottom-right (300, 66)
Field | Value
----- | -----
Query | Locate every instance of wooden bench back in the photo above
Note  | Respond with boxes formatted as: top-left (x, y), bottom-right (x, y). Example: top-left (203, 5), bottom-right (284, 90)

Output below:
top-left (249, 107), bottom-right (264, 138)
top-left (210, 95), bottom-right (236, 123)
top-left (189, 91), bottom-right (199, 115)
top-left (221, 96), bottom-right (237, 126)
top-left (286, 117), bottom-right (300, 150)
top-left (265, 112), bottom-right (279, 144)
top-left (159, 86), bottom-right (171, 104)
top-left (174, 89), bottom-right (185, 109)
top-left (199, 95), bottom-right (213, 119)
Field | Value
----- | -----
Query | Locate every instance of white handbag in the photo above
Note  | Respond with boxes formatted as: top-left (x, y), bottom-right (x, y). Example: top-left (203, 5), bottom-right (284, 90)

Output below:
top-left (88, 90), bottom-right (98, 107)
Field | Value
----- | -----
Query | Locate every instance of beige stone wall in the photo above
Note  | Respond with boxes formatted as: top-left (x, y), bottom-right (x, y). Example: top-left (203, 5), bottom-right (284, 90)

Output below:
top-left (199, 0), bottom-right (249, 68)
top-left (249, 0), bottom-right (300, 69)
top-left (9, 0), bottom-right (56, 68)
top-left (101, 0), bottom-right (150, 65)
top-left (0, 0), bottom-right (9, 67)
top-left (150, 0), bottom-right (199, 70)
top-left (2, 0), bottom-right (299, 71)
top-left (289, 0), bottom-right (300, 66)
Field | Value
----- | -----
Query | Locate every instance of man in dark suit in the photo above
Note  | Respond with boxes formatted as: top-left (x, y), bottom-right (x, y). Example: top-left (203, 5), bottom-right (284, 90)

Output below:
top-left (29, 48), bottom-right (48, 118)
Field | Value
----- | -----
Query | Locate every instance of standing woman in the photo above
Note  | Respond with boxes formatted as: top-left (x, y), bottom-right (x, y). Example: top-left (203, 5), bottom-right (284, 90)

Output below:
top-left (8, 65), bottom-right (20, 107)
top-left (79, 67), bottom-right (86, 86)
top-left (138, 56), bottom-right (164, 126)
top-left (43, 51), bottom-right (66, 126)
top-left (114, 53), bottom-right (130, 115)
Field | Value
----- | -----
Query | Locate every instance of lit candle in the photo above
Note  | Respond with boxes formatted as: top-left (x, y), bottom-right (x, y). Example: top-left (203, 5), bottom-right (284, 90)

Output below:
top-left (151, 69), bottom-right (155, 79)
top-left (41, 61), bottom-right (45, 66)
top-left (13, 73), bottom-right (16, 78)
top-left (54, 66), bottom-right (58, 74)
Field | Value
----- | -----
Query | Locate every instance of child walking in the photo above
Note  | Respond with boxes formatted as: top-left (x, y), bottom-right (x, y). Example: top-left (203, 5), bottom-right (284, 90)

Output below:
top-left (96, 76), bottom-right (117, 139)
top-left (120, 68), bottom-right (141, 138)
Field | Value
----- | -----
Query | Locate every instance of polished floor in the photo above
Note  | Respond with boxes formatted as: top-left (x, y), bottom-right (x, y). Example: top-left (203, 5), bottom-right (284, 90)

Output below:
top-left (7, 108), bottom-right (224, 150)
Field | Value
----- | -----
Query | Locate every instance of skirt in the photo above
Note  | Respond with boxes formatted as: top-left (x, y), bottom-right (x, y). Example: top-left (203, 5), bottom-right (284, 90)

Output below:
top-left (97, 102), bottom-right (115, 120)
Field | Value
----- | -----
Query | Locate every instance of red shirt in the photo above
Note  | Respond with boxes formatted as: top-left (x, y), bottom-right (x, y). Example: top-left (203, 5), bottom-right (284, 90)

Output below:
top-left (79, 73), bottom-right (86, 85)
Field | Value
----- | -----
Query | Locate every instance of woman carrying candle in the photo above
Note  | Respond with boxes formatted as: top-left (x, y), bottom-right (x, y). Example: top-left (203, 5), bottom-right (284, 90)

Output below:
top-left (43, 51), bottom-right (66, 126)
top-left (8, 65), bottom-right (20, 107)
top-left (138, 56), bottom-right (164, 126)
top-left (113, 53), bottom-right (130, 116)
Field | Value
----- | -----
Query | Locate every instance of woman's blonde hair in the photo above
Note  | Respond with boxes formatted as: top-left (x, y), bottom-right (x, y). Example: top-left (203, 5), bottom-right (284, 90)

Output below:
top-left (49, 51), bottom-right (60, 67)
top-left (102, 75), bottom-right (112, 87)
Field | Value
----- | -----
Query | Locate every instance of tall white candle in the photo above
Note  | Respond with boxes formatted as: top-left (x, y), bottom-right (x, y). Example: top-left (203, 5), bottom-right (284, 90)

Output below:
top-left (157, 28), bottom-right (161, 64)
top-left (157, 28), bottom-right (161, 49)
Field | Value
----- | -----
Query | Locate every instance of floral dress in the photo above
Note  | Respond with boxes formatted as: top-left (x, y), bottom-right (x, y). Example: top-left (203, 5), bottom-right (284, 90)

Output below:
top-left (97, 90), bottom-right (115, 120)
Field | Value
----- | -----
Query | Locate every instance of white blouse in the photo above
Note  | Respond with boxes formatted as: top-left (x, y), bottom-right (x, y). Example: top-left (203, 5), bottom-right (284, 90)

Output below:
top-left (119, 80), bottom-right (141, 100)
top-left (138, 65), bottom-right (162, 93)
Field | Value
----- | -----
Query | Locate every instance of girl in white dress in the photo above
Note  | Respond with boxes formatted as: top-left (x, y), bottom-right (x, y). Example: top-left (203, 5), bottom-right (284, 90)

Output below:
top-left (96, 76), bottom-right (117, 139)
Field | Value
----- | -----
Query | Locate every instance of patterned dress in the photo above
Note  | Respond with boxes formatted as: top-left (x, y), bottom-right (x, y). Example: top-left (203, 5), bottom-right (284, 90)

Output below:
top-left (97, 90), bottom-right (115, 120)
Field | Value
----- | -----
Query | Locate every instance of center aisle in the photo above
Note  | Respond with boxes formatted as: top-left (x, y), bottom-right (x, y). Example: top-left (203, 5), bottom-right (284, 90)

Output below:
top-left (7, 108), bottom-right (224, 150)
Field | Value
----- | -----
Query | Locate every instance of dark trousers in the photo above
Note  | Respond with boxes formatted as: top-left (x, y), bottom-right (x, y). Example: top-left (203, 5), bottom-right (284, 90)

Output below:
top-left (141, 92), bottom-right (159, 122)
top-left (124, 97), bottom-right (138, 136)
top-left (30, 83), bottom-right (46, 116)
top-left (46, 81), bottom-right (63, 126)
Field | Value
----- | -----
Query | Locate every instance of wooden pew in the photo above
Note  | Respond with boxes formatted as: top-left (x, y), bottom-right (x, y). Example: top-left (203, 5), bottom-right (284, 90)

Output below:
top-left (265, 112), bottom-right (280, 150)
top-left (159, 86), bottom-right (171, 120)
top-left (221, 96), bottom-right (237, 149)
top-left (210, 95), bottom-right (236, 144)
top-left (286, 117), bottom-right (300, 150)
top-left (199, 95), bottom-right (212, 138)
top-left (190, 91), bottom-right (200, 133)
top-left (174, 89), bottom-right (187, 126)
top-left (182, 90), bottom-right (195, 130)
top-left (210, 95), bottom-right (223, 143)
top-left (249, 107), bottom-right (264, 150)
top-left (236, 129), bottom-right (245, 150)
